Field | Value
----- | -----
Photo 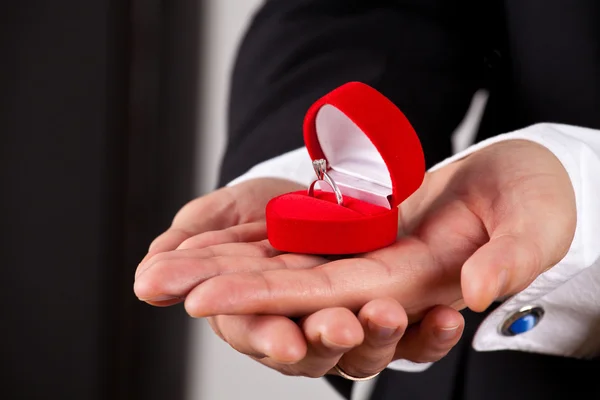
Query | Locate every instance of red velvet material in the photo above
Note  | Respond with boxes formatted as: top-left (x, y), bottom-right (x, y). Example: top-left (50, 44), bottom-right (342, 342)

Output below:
top-left (265, 82), bottom-right (424, 255)
top-left (266, 190), bottom-right (398, 255)
top-left (304, 81), bottom-right (425, 208)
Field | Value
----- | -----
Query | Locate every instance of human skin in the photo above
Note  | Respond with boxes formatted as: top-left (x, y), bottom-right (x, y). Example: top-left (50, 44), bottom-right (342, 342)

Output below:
top-left (135, 139), bottom-right (576, 378)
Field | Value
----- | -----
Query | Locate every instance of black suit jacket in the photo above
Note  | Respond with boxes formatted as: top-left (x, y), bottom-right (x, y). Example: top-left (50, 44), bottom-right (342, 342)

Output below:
top-left (218, 1), bottom-right (600, 399)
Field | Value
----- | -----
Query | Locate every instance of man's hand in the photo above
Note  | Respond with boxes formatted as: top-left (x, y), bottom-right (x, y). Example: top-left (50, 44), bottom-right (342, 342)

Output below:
top-left (135, 139), bottom-right (576, 320)
top-left (134, 176), bottom-right (464, 379)
top-left (135, 177), bottom-right (303, 306)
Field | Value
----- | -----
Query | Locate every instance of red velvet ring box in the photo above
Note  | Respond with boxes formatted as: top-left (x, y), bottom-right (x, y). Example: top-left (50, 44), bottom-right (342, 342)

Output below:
top-left (266, 82), bottom-right (425, 255)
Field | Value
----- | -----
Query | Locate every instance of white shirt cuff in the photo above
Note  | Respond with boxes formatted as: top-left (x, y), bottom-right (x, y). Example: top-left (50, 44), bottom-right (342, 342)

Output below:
top-left (225, 147), bottom-right (313, 188)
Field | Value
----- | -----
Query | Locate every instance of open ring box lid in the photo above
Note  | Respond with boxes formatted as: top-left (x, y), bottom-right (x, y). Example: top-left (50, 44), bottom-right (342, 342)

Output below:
top-left (266, 82), bottom-right (425, 254)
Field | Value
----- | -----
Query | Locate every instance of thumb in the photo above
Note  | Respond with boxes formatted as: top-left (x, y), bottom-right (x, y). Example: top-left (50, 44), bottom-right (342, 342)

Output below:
top-left (457, 139), bottom-right (577, 312)
top-left (461, 234), bottom-right (544, 312)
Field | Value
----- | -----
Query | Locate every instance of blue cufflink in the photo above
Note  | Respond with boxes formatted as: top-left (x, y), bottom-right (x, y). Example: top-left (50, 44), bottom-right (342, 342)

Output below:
top-left (500, 306), bottom-right (544, 336)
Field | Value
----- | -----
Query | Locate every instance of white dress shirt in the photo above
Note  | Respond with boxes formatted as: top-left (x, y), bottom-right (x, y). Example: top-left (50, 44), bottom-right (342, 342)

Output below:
top-left (226, 123), bottom-right (600, 372)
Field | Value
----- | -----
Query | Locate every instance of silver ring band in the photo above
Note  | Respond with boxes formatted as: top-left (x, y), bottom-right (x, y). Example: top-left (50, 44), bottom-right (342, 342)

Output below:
top-left (307, 159), bottom-right (344, 206)
top-left (333, 364), bottom-right (380, 382)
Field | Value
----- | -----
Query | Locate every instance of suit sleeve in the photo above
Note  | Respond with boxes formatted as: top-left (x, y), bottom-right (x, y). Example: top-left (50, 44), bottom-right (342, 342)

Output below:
top-left (218, 0), bottom-right (485, 187)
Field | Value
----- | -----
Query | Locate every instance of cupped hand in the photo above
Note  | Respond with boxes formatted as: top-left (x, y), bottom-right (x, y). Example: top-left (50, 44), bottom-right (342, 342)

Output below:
top-left (134, 176), bottom-right (464, 378)
top-left (134, 177), bottom-right (303, 306)
top-left (136, 139), bottom-right (576, 321)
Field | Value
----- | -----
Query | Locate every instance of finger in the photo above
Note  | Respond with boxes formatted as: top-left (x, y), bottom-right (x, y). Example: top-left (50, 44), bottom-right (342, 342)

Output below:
top-left (461, 218), bottom-right (574, 312)
top-left (136, 179), bottom-right (284, 273)
top-left (210, 315), bottom-right (307, 364)
top-left (135, 240), bottom-right (279, 304)
top-left (146, 178), bottom-right (305, 253)
top-left (136, 239), bottom-right (280, 278)
top-left (183, 238), bottom-right (439, 318)
top-left (295, 307), bottom-right (364, 378)
top-left (137, 240), bottom-right (278, 306)
top-left (461, 234), bottom-right (541, 311)
top-left (136, 177), bottom-right (299, 275)
top-left (394, 305), bottom-right (464, 363)
top-left (176, 222), bottom-right (267, 250)
top-left (136, 250), bottom-right (327, 303)
top-left (335, 298), bottom-right (408, 378)
top-left (461, 153), bottom-right (576, 312)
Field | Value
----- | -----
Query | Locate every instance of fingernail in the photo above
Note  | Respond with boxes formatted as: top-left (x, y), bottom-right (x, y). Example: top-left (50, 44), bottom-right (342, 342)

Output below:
top-left (368, 320), bottom-right (400, 340)
top-left (496, 269), bottom-right (509, 298)
top-left (434, 325), bottom-right (459, 342)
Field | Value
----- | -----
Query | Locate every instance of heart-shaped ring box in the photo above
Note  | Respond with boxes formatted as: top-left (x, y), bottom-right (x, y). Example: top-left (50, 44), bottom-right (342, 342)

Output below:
top-left (266, 82), bottom-right (425, 255)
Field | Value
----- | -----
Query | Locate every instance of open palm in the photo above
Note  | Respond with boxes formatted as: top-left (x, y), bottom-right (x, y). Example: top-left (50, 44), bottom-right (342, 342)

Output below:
top-left (136, 139), bottom-right (575, 320)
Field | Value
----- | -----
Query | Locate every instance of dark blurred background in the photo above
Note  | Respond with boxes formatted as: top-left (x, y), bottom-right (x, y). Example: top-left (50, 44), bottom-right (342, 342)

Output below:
top-left (1, 1), bottom-right (199, 398)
